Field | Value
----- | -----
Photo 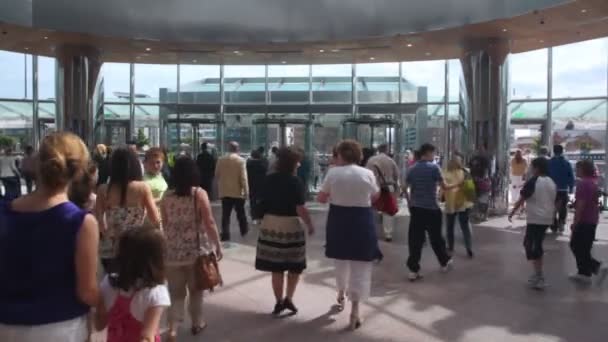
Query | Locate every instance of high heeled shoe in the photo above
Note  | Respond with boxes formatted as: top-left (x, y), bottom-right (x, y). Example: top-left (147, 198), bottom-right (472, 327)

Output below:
top-left (348, 315), bottom-right (362, 331)
top-left (272, 300), bottom-right (285, 316)
top-left (283, 297), bottom-right (298, 314)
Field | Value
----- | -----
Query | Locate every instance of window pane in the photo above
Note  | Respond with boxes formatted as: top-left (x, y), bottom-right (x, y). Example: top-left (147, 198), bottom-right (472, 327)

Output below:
top-left (224, 65), bottom-right (266, 103)
top-left (448, 59), bottom-right (461, 102)
top-left (553, 38), bottom-right (608, 98)
top-left (401, 60), bottom-right (446, 103)
top-left (312, 64), bottom-right (352, 103)
top-left (134, 64), bottom-right (178, 103)
top-left (179, 64), bottom-right (220, 104)
top-left (356, 63), bottom-right (399, 103)
top-left (510, 101), bottom-right (547, 120)
top-left (102, 63), bottom-right (131, 102)
top-left (268, 65), bottom-right (309, 103)
top-left (38, 56), bottom-right (56, 100)
top-left (0, 100), bottom-right (33, 148)
top-left (225, 113), bottom-right (257, 152)
top-left (510, 49), bottom-right (548, 99)
top-left (135, 105), bottom-right (160, 147)
top-left (0, 51), bottom-right (32, 99)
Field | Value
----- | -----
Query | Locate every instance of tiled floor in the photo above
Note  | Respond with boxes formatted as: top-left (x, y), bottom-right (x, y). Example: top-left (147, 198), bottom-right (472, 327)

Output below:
top-left (93, 205), bottom-right (608, 342)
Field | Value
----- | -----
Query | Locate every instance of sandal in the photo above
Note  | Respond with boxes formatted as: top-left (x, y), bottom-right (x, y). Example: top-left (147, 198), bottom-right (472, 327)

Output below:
top-left (336, 295), bottom-right (345, 312)
top-left (191, 321), bottom-right (208, 336)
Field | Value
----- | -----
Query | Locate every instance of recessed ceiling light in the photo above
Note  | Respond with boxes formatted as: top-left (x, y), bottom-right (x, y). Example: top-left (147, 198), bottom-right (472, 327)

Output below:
top-left (425, 52), bottom-right (431, 56)
top-left (192, 59), bottom-right (197, 63)
top-left (281, 61), bottom-right (286, 64)
top-left (43, 36), bottom-right (48, 40)
top-left (145, 47), bottom-right (151, 52)
top-left (369, 57), bottom-right (375, 61)
top-left (581, 9), bottom-right (587, 13)
top-left (319, 49), bottom-right (325, 53)
top-left (331, 49), bottom-right (340, 53)
top-left (407, 43), bottom-right (413, 47)
top-left (24, 47), bottom-right (29, 50)
top-left (539, 40), bottom-right (545, 43)
top-left (502, 28), bottom-right (508, 32)
top-left (233, 50), bottom-right (240, 54)
top-left (136, 56), bottom-right (141, 60)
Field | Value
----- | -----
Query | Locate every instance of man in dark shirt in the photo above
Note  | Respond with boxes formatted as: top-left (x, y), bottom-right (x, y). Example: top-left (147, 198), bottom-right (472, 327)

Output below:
top-left (404, 144), bottom-right (459, 282)
top-left (196, 142), bottom-right (217, 196)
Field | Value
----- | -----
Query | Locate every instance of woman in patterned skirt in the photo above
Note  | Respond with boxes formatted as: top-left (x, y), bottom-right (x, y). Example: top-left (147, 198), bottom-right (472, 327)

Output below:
top-left (317, 140), bottom-right (382, 331)
top-left (255, 147), bottom-right (315, 316)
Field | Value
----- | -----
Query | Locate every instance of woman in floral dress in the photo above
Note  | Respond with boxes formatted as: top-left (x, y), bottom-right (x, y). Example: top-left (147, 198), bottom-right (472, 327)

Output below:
top-left (160, 156), bottom-right (222, 341)
top-left (95, 148), bottom-right (160, 274)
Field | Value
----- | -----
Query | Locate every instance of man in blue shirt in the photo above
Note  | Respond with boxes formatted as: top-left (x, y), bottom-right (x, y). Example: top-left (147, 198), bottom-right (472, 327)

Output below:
top-left (404, 144), bottom-right (460, 281)
top-left (548, 145), bottom-right (575, 233)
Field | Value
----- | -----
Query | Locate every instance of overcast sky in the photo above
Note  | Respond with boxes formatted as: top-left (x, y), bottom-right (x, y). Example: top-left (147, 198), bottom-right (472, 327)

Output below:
top-left (0, 37), bottom-right (606, 102)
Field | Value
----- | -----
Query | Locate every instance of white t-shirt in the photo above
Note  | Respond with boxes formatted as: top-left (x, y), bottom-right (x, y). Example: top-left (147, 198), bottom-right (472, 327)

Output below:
top-left (321, 164), bottom-right (379, 207)
top-left (100, 275), bottom-right (171, 322)
top-left (521, 176), bottom-right (557, 226)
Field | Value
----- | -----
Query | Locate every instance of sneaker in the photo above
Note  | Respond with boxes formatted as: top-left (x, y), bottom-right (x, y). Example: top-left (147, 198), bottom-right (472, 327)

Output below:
top-left (385, 237), bottom-right (393, 242)
top-left (527, 274), bottom-right (539, 286)
top-left (408, 272), bottom-right (423, 282)
top-left (467, 249), bottom-right (474, 259)
top-left (595, 266), bottom-right (608, 287)
top-left (441, 259), bottom-right (454, 273)
top-left (531, 276), bottom-right (546, 291)
top-left (569, 273), bottom-right (592, 284)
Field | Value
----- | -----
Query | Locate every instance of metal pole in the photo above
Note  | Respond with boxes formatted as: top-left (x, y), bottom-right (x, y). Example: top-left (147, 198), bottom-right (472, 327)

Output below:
top-left (129, 63), bottom-right (135, 141)
top-left (308, 64), bottom-right (313, 105)
top-left (351, 63), bottom-right (357, 118)
top-left (32, 55), bottom-right (39, 148)
top-left (54, 58), bottom-right (64, 130)
top-left (545, 47), bottom-right (553, 149)
top-left (444, 59), bottom-right (450, 161)
top-left (604, 43), bottom-right (608, 200)
top-left (265, 64), bottom-right (269, 105)
top-left (219, 64), bottom-right (225, 154)
top-left (399, 62), bottom-right (403, 104)
top-left (24, 54), bottom-right (28, 99)
top-left (176, 63), bottom-right (181, 146)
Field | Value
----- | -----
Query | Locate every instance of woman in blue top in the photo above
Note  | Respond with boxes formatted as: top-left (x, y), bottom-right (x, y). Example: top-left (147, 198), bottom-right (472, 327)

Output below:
top-left (0, 132), bottom-right (100, 342)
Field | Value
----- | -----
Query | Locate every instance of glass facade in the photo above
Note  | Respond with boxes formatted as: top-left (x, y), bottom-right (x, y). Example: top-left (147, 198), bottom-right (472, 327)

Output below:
top-left (1, 37), bottom-right (607, 188)
top-left (509, 37), bottom-right (608, 189)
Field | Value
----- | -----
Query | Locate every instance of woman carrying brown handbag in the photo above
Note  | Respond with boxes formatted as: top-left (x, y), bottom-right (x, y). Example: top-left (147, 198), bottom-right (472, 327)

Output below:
top-left (160, 156), bottom-right (222, 341)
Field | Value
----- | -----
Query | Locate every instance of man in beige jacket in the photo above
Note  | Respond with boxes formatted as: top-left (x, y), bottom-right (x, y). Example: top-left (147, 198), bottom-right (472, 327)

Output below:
top-left (216, 141), bottom-right (249, 241)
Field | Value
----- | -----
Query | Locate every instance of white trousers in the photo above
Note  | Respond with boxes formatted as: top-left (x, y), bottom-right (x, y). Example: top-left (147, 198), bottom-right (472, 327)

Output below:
top-left (510, 175), bottom-right (524, 203)
top-left (382, 213), bottom-right (395, 238)
top-left (334, 260), bottom-right (373, 302)
top-left (0, 316), bottom-right (87, 342)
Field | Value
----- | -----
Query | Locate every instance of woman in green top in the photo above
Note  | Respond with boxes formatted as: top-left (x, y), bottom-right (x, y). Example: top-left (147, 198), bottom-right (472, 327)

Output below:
top-left (442, 155), bottom-right (474, 258)
top-left (143, 147), bottom-right (168, 201)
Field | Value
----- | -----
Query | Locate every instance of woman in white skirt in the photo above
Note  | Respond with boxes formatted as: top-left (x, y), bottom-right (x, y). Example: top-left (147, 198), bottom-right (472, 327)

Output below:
top-left (317, 140), bottom-right (381, 330)
top-left (510, 150), bottom-right (528, 204)
top-left (0, 132), bottom-right (99, 342)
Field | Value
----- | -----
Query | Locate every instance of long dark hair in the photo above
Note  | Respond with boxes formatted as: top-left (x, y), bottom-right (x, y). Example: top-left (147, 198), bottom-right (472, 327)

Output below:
top-left (172, 156), bottom-right (200, 197)
top-left (108, 148), bottom-right (143, 206)
top-left (110, 227), bottom-right (166, 291)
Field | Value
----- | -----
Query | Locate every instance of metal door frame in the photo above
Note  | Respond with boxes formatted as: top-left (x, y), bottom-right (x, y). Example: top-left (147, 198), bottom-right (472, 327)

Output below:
top-left (341, 117), bottom-right (401, 153)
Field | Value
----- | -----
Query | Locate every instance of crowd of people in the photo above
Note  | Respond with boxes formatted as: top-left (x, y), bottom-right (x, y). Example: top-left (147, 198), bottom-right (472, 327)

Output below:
top-left (0, 132), bottom-right (606, 341)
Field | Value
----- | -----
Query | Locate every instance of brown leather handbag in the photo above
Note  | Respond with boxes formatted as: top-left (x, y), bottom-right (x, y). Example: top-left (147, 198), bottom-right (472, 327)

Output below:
top-left (192, 188), bottom-right (222, 291)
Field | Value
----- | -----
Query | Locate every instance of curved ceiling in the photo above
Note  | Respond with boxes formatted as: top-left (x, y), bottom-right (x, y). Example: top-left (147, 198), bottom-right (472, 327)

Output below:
top-left (0, 0), bottom-right (607, 64)
top-left (0, 0), bottom-right (570, 43)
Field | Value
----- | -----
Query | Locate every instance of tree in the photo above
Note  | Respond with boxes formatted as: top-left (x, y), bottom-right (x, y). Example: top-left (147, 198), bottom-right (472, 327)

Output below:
top-left (135, 128), bottom-right (149, 148)
top-left (0, 135), bottom-right (15, 149)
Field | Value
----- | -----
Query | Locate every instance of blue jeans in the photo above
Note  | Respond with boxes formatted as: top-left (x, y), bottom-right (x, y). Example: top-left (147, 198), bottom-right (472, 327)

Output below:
top-left (446, 209), bottom-right (472, 252)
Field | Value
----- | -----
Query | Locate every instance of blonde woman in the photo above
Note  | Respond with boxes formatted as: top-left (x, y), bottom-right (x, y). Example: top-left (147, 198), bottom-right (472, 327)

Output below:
top-left (443, 155), bottom-right (474, 258)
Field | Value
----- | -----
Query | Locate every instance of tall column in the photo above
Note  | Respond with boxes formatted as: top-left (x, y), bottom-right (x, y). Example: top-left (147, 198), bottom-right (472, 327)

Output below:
top-left (55, 45), bottom-right (101, 147)
top-left (461, 38), bottom-right (510, 214)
